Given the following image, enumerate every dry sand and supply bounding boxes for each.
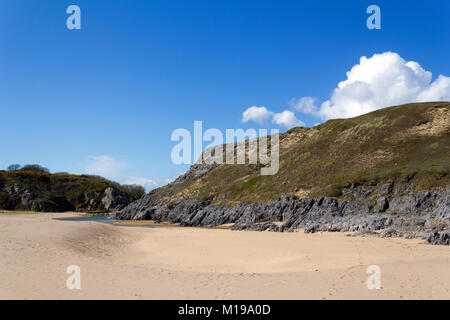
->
[0,212,449,300]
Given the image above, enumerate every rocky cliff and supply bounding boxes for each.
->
[115,102,450,245]
[0,171,143,213]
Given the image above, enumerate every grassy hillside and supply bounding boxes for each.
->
[154,102,450,204]
[0,170,144,212]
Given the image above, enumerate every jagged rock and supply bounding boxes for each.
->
[427,231,450,245]
[374,197,389,212]
[379,182,393,195]
[4,184,35,207]
[173,163,218,185]
[101,187,130,212]
[5,184,21,195]
[379,228,401,238]
[115,186,450,245]
[21,190,34,206]
[113,102,450,245]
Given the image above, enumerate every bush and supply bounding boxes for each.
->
[21,164,50,173]
[122,184,145,199]
[0,191,19,210]
[7,164,21,171]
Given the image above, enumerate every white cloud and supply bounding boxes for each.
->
[417,75,450,102]
[242,105,304,129]
[84,155,170,192]
[85,155,125,180]
[242,106,274,124]
[241,52,449,127]
[123,176,172,192]
[314,52,450,120]
[289,96,318,114]
[272,110,305,129]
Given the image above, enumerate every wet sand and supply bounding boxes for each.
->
[0,212,449,299]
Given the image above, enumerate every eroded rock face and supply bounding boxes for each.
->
[172,163,218,185]
[101,187,130,212]
[115,187,450,245]
[4,184,35,207]
[374,197,389,212]
[0,183,132,213]
[427,232,450,245]
[73,188,131,212]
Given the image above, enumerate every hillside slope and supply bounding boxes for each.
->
[116,102,450,244]
[0,171,144,212]
[141,102,449,204]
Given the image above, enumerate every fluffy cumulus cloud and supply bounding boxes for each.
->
[272,110,305,128]
[241,51,449,128]
[242,106,274,124]
[242,106,304,129]
[289,96,318,114]
[84,155,169,192]
[316,52,450,120]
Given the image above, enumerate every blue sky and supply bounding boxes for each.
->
[1,0,449,189]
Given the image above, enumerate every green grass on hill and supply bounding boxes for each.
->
[154,102,450,204]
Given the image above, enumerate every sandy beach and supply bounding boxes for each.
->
[0,212,449,300]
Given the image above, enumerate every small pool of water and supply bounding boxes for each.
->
[54,215,184,228]
[55,215,115,223]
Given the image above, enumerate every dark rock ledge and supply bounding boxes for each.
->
[115,186,450,245]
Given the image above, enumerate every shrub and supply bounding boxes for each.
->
[21,164,50,173]
[122,184,145,199]
[7,164,21,171]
